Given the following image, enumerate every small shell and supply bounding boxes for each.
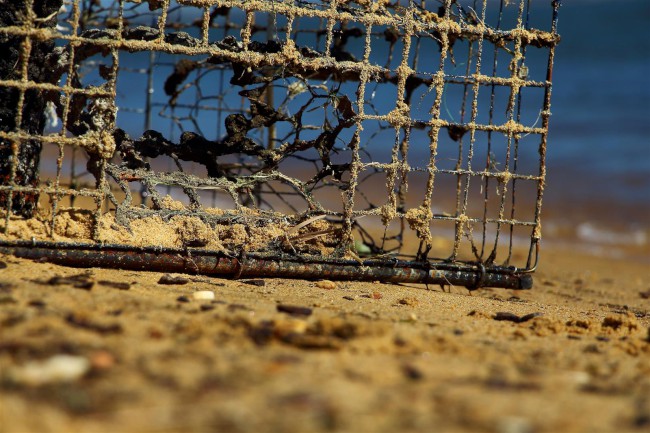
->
[193,290,215,300]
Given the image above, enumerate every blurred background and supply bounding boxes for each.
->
[541,0,649,258]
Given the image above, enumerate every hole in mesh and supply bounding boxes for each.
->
[516,86,546,128]
[328,21,366,63]
[353,170,390,212]
[368,25,406,71]
[364,81,398,116]
[358,122,403,165]
[249,12,289,43]
[292,16,328,53]
[256,180,310,215]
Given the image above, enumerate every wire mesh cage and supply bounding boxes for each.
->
[0,0,560,290]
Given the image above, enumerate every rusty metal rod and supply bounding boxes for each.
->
[0,241,532,290]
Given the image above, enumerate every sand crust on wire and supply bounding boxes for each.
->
[0,195,339,255]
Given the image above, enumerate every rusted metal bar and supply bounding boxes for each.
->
[0,241,532,290]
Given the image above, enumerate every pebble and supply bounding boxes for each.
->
[342,296,355,301]
[497,416,533,433]
[0,295,17,304]
[176,295,190,303]
[44,273,94,290]
[242,279,266,287]
[401,364,424,381]
[518,312,544,323]
[98,280,131,290]
[158,274,190,285]
[399,297,419,306]
[0,260,7,269]
[494,312,521,322]
[0,281,14,292]
[274,318,308,335]
[193,290,215,300]
[277,304,313,317]
[9,355,91,386]
[66,312,122,335]
[494,312,543,323]
[316,280,337,290]
[28,300,46,308]
[89,351,115,370]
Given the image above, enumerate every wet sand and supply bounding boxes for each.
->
[0,242,648,433]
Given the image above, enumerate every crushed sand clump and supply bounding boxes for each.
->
[0,197,340,255]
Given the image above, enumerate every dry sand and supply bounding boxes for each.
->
[0,245,648,433]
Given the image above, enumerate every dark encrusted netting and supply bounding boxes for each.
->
[0,0,560,289]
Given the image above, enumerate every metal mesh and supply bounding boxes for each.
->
[0,0,561,289]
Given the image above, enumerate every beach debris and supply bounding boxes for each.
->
[89,350,115,370]
[66,312,123,335]
[371,292,382,299]
[639,290,650,299]
[276,304,313,317]
[176,295,190,302]
[399,297,419,307]
[200,304,215,311]
[0,294,17,304]
[401,364,424,381]
[39,273,94,290]
[98,280,131,290]
[494,312,543,323]
[0,260,7,269]
[316,280,337,290]
[249,316,377,350]
[158,274,190,285]
[497,416,533,433]
[601,313,639,332]
[242,279,266,287]
[8,355,91,386]
[495,311,523,322]
[27,299,46,308]
[342,296,355,301]
[193,290,215,300]
[227,303,251,312]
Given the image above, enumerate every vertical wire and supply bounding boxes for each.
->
[480,0,505,261]
[50,0,82,236]
[504,0,532,265]
[457,0,488,261]
[2,0,36,233]
[486,0,526,263]
[527,0,560,269]
[421,0,452,260]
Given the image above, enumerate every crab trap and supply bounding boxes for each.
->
[0,0,560,290]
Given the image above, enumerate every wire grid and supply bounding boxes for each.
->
[0,0,560,271]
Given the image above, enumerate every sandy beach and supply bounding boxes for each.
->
[1,242,648,433]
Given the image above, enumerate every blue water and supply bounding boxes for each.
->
[547,0,650,218]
